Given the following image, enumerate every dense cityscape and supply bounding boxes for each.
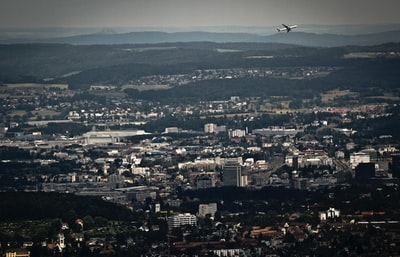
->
[0,30,400,257]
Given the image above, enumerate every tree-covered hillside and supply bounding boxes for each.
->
[1,42,400,101]
[1,42,400,86]
[125,59,400,103]
[0,192,135,222]
[0,42,298,83]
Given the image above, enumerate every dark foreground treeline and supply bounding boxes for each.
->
[0,192,135,222]
[1,184,400,223]
[179,184,400,217]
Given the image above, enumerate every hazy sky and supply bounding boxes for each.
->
[1,0,400,29]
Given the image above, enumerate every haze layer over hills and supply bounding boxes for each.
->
[2,24,400,47]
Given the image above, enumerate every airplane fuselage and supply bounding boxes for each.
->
[277,24,298,32]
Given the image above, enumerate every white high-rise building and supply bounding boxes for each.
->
[164,127,179,133]
[319,207,340,221]
[204,123,217,133]
[350,152,370,169]
[168,213,197,228]
[229,129,246,138]
[155,203,160,213]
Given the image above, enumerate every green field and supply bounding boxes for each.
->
[8,109,61,119]
[4,83,69,89]
[121,84,171,91]
[320,89,356,103]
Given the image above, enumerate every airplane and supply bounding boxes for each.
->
[276,24,298,33]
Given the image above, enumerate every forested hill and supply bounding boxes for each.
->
[1,42,400,103]
[2,30,400,47]
[1,42,400,87]
[0,42,299,83]
[125,59,400,103]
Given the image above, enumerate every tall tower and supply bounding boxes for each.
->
[355,162,375,182]
[292,154,299,170]
[391,155,400,178]
[223,158,242,187]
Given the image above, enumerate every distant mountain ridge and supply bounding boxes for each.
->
[2,29,400,47]
[261,30,400,47]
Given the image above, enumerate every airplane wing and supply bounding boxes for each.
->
[276,24,298,32]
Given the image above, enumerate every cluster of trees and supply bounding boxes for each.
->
[350,105,400,140]
[179,185,400,224]
[0,146,30,160]
[1,184,398,227]
[41,122,90,137]
[0,192,135,222]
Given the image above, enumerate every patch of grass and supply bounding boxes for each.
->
[122,84,171,91]
[33,110,61,118]
[5,83,69,89]
[320,89,354,103]
[9,110,27,117]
